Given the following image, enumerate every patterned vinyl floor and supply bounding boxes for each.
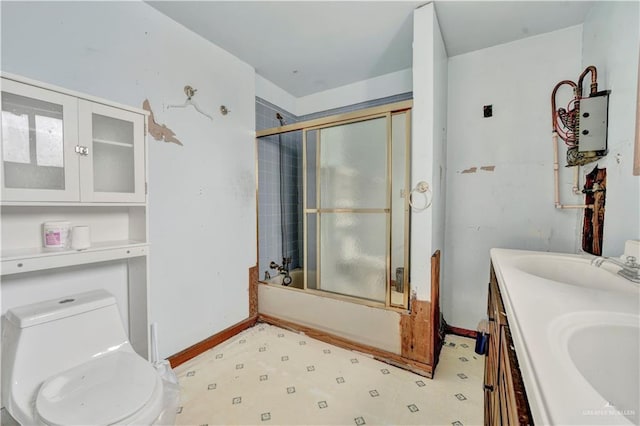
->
[174,324,484,425]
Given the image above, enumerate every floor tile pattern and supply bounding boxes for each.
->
[174,324,484,425]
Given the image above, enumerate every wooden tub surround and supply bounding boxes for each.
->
[400,251,443,372]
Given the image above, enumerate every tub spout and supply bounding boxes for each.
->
[591,256,640,283]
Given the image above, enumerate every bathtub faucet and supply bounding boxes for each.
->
[270,257,291,274]
[591,255,640,283]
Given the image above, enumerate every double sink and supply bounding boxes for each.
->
[491,249,639,425]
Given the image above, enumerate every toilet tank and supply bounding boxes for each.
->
[1,290,135,417]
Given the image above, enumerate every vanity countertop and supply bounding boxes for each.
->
[490,248,639,425]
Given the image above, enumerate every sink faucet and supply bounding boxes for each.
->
[591,256,640,283]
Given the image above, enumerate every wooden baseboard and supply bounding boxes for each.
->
[447,325,477,339]
[168,316,258,368]
[258,313,433,378]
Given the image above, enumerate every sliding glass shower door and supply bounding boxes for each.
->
[256,102,410,309]
[305,116,390,303]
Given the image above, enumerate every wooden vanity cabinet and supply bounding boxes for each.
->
[484,263,533,425]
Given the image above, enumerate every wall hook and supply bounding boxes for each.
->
[166,85,213,120]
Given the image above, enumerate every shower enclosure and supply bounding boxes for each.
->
[257,101,411,309]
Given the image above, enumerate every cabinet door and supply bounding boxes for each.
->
[1,79,80,201]
[78,100,145,202]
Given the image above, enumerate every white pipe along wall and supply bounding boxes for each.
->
[1,1,257,359]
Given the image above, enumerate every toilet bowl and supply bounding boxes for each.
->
[1,290,168,425]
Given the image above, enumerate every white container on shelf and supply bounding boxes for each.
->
[42,221,70,249]
[71,226,91,250]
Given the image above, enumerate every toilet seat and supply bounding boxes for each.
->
[35,351,162,426]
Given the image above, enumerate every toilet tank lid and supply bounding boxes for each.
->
[5,290,117,328]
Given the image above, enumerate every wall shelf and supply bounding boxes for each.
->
[1,241,148,276]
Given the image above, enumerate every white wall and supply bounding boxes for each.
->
[255,74,297,114]
[410,3,447,301]
[296,69,412,116]
[1,1,256,358]
[430,9,448,285]
[257,69,412,117]
[444,26,584,330]
[582,2,640,256]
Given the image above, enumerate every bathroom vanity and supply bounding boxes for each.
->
[484,264,532,425]
[485,249,639,425]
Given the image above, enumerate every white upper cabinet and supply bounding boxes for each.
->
[1,78,80,202]
[78,100,145,202]
[1,76,146,203]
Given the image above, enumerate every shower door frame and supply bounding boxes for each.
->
[256,100,412,311]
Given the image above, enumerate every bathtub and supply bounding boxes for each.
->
[267,269,303,289]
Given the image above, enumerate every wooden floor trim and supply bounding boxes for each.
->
[168,316,258,368]
[258,313,433,378]
[447,325,478,339]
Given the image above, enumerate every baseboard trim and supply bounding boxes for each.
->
[168,316,258,368]
[258,313,433,378]
[447,325,477,339]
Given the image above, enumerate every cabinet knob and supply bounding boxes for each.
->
[74,145,89,156]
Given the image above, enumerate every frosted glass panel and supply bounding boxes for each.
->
[93,142,135,193]
[93,114,133,146]
[1,92,65,189]
[319,213,386,302]
[319,118,387,209]
[35,115,63,167]
[2,111,29,163]
[92,114,134,193]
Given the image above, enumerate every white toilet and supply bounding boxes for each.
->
[2,290,168,425]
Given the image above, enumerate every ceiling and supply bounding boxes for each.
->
[148,1,595,98]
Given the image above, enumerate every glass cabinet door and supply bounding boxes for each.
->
[78,100,145,202]
[1,79,80,201]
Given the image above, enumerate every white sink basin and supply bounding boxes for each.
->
[550,312,640,424]
[492,249,640,425]
[514,255,637,293]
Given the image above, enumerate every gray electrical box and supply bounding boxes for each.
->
[578,94,609,152]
